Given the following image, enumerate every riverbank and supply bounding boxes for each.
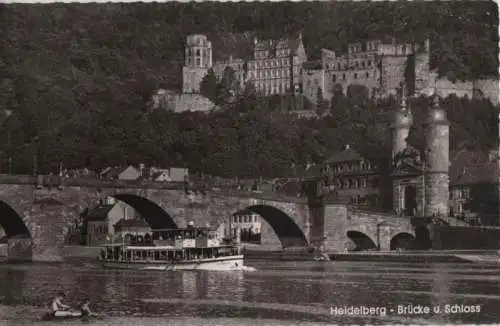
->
[1,245,498,265]
[330,250,500,264]
[244,248,499,264]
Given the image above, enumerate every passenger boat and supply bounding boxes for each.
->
[99,225,244,271]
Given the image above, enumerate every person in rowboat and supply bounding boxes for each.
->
[51,292,73,317]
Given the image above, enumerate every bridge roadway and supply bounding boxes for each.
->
[0,174,497,262]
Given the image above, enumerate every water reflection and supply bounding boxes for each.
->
[0,268,27,304]
[0,261,498,324]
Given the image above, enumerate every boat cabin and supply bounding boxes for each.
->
[101,226,240,263]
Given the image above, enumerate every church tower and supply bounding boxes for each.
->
[423,93,450,217]
[182,35,213,94]
[390,86,413,158]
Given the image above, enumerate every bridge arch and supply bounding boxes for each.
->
[242,205,308,248]
[94,193,178,230]
[390,232,416,250]
[0,200,31,238]
[347,230,377,251]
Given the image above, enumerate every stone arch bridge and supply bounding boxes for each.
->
[0,175,415,261]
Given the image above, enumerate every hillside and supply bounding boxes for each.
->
[0,2,498,177]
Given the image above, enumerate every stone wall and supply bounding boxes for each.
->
[430,225,500,249]
[380,55,408,96]
[0,183,312,260]
[302,69,325,105]
[8,237,32,262]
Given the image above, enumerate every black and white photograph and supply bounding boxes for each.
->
[0,0,499,325]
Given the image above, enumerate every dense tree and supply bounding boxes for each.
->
[199,69,218,102]
[0,2,497,177]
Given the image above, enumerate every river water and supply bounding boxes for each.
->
[0,259,498,325]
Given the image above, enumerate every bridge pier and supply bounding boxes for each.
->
[377,225,393,251]
[7,237,33,262]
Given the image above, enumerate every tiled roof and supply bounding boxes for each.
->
[325,148,363,164]
[86,204,114,221]
[114,218,150,229]
[449,150,488,182]
[102,167,125,178]
[451,162,499,186]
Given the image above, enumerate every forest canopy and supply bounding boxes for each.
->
[0,2,498,177]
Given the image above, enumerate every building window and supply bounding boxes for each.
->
[360,178,367,188]
[372,178,379,188]
[352,179,358,188]
[361,61,365,68]
[368,60,372,66]
[366,72,370,78]
[332,74,336,82]
[343,179,349,188]
[342,74,346,80]
[196,49,201,56]
[463,188,470,199]
[195,58,200,66]
[354,73,358,79]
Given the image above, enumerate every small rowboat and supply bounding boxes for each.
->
[41,312,102,321]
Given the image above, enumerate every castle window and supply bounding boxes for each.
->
[332,74,336,82]
[354,73,358,79]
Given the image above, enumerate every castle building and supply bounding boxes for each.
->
[213,55,246,92]
[301,38,430,104]
[182,34,213,94]
[246,33,307,96]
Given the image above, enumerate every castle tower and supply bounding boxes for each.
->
[423,93,450,217]
[182,35,212,94]
[390,85,413,158]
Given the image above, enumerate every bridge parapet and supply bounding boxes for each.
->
[211,189,307,204]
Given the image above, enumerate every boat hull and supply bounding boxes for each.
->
[102,255,244,271]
